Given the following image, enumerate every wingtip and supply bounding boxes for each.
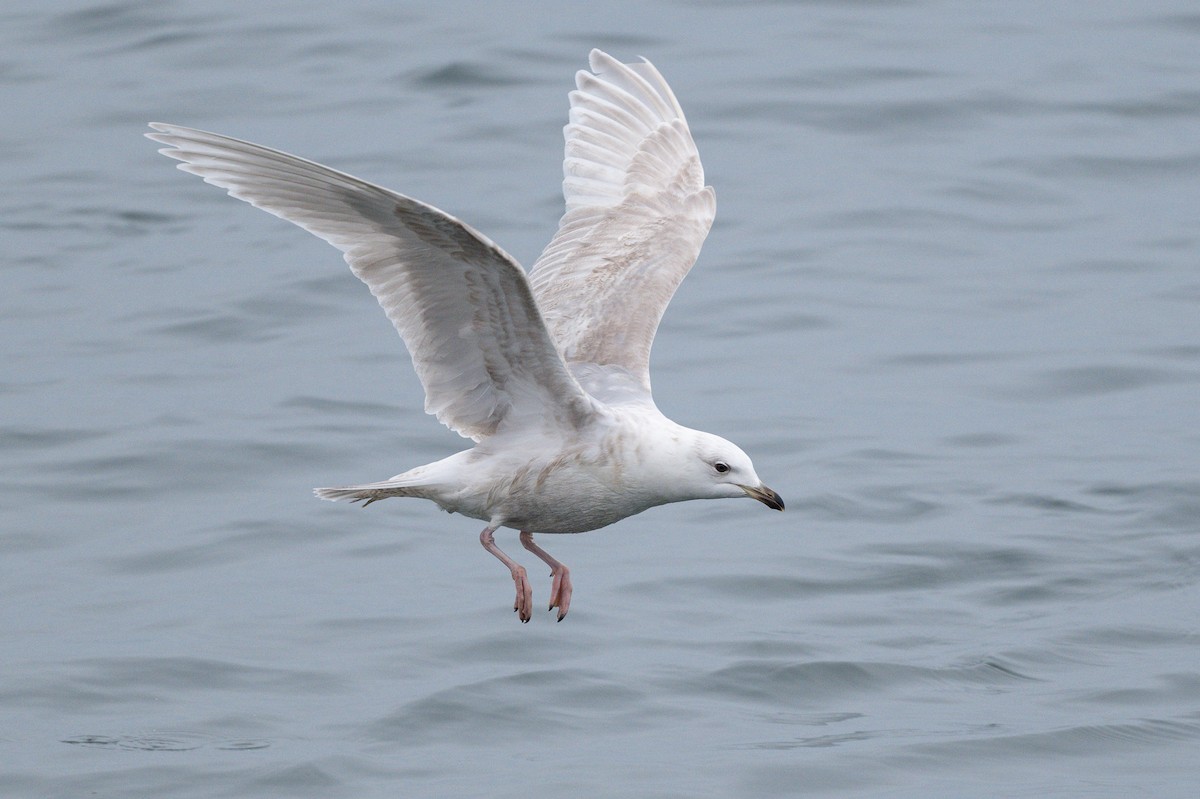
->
[588,48,618,73]
[587,49,657,73]
[145,122,182,147]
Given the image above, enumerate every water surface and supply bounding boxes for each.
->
[2,1,1199,796]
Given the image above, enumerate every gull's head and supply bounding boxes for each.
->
[677,429,784,511]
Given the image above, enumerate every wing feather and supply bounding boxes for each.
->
[530,50,715,397]
[147,123,594,440]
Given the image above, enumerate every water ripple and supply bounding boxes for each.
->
[994,365,1188,400]
[905,715,1200,760]
[366,668,649,744]
[62,731,271,751]
[684,658,1036,706]
[412,61,524,88]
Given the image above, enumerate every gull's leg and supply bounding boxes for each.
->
[480,526,532,623]
[520,531,573,621]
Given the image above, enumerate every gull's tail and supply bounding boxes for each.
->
[314,479,423,506]
[316,453,465,506]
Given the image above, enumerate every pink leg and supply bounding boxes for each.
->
[480,526,532,623]
[520,531,573,621]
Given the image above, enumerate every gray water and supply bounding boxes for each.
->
[3,1,1199,796]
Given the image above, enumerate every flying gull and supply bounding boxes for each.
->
[146,49,782,622]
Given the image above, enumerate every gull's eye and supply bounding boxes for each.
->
[714,461,730,474]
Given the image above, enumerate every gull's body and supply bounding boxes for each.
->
[147,50,782,622]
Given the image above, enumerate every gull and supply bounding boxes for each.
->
[146,49,782,623]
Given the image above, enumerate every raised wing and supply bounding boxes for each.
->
[530,49,716,397]
[147,123,594,441]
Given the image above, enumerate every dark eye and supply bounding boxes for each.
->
[714,461,730,474]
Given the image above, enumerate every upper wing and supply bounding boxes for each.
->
[529,49,716,397]
[147,123,594,441]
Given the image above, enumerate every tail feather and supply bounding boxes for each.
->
[313,480,421,506]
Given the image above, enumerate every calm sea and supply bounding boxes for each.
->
[3,1,1199,796]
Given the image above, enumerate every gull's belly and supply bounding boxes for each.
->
[498,485,650,533]
[481,450,655,534]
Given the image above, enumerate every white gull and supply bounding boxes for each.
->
[146,49,783,622]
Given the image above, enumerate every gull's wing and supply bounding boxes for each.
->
[147,123,594,441]
[529,49,716,398]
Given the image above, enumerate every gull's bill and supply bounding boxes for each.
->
[741,484,785,511]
